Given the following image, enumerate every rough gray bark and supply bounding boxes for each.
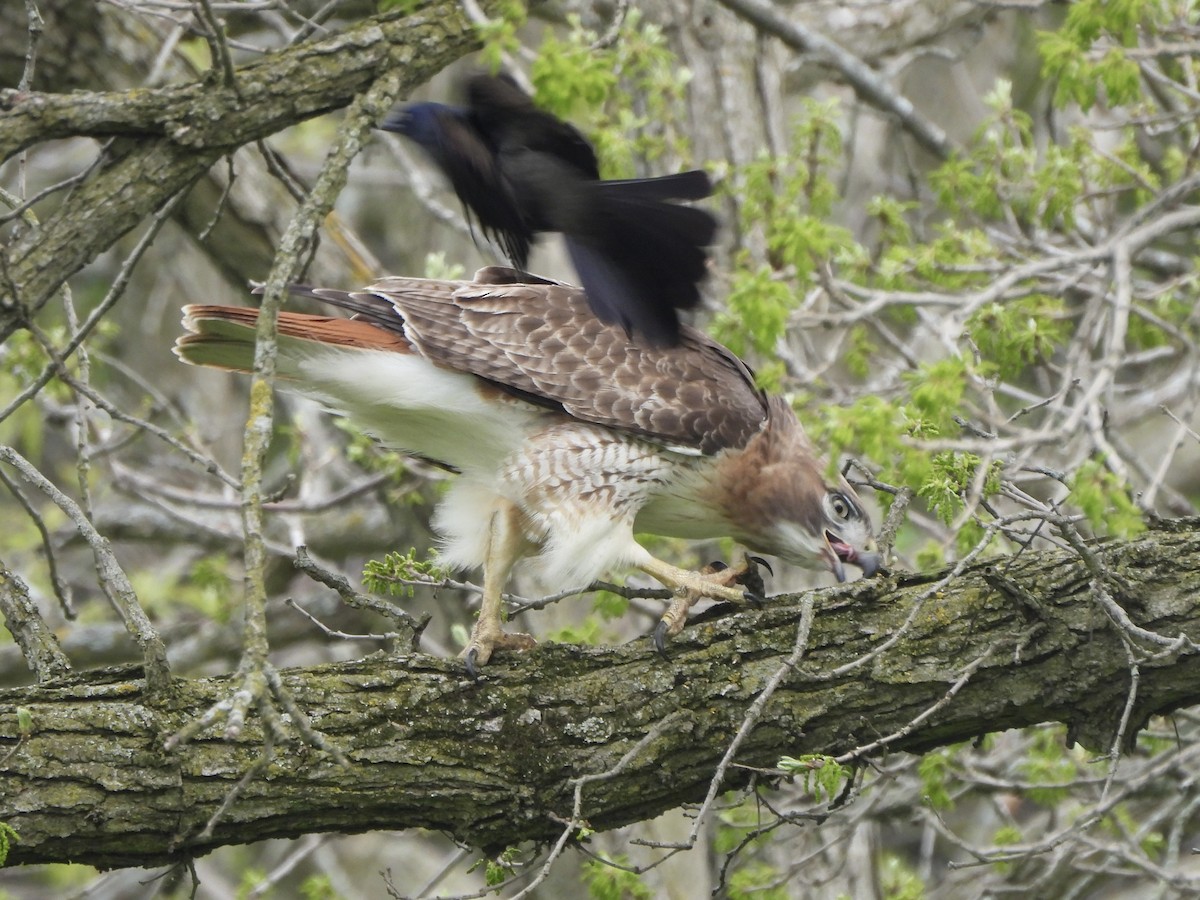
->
[2,520,1198,869]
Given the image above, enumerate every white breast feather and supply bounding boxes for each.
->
[634,453,731,540]
[294,348,541,474]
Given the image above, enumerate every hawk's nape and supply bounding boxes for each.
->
[175,268,879,674]
[379,73,718,346]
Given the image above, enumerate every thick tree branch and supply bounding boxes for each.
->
[2,521,1199,868]
[0,1,493,338]
[0,6,476,161]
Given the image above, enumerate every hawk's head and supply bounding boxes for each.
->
[768,474,880,582]
[716,397,881,582]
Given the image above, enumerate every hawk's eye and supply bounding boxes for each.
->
[827,491,853,520]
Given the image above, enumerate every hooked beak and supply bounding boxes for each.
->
[824,532,882,582]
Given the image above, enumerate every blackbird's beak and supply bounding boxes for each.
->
[380,108,413,134]
[825,532,882,581]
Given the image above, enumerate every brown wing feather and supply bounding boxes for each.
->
[354,271,768,454]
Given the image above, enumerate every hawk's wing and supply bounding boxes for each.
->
[309,268,767,455]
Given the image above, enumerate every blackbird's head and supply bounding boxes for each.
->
[380,102,461,151]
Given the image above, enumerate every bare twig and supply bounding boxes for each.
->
[716,0,954,159]
[192,0,241,95]
[291,546,429,648]
[0,555,71,681]
[0,445,169,691]
[0,465,74,619]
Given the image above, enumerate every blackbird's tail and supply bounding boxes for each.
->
[565,176,719,346]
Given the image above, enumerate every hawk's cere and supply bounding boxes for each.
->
[380,74,718,346]
[175,267,879,672]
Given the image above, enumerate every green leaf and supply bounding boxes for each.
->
[483,846,522,886]
[727,862,790,900]
[473,0,526,71]
[777,754,852,803]
[716,263,795,358]
[1020,726,1078,806]
[1068,459,1146,538]
[968,297,1070,378]
[905,357,969,432]
[529,9,695,177]
[581,855,653,900]
[0,822,18,867]
[363,549,449,598]
[592,590,629,620]
[919,749,957,810]
[879,853,927,900]
[300,874,341,900]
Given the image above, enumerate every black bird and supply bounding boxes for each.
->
[380,73,718,346]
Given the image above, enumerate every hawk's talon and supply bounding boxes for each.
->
[747,556,774,576]
[653,620,671,658]
[464,648,482,681]
[730,554,772,598]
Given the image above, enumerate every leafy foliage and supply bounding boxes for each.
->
[711,0,1199,568]
[967,296,1069,377]
[363,549,449,598]
[1019,726,1080,807]
[470,846,522,886]
[0,823,17,867]
[715,102,859,374]
[473,0,526,71]
[531,9,696,176]
[918,748,956,811]
[777,754,852,803]
[879,854,926,900]
[235,867,268,900]
[581,855,653,900]
[135,553,237,624]
[1039,0,1158,109]
[1070,459,1146,538]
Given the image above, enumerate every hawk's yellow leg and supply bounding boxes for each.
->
[462,501,536,677]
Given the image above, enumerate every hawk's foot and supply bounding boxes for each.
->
[461,626,536,679]
[704,555,773,604]
[646,554,771,655]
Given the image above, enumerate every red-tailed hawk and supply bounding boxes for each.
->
[175,267,879,673]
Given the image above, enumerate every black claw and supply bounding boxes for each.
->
[737,565,767,598]
[653,620,671,658]
[705,560,729,572]
[744,590,765,609]
[747,555,774,577]
[464,648,481,681]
